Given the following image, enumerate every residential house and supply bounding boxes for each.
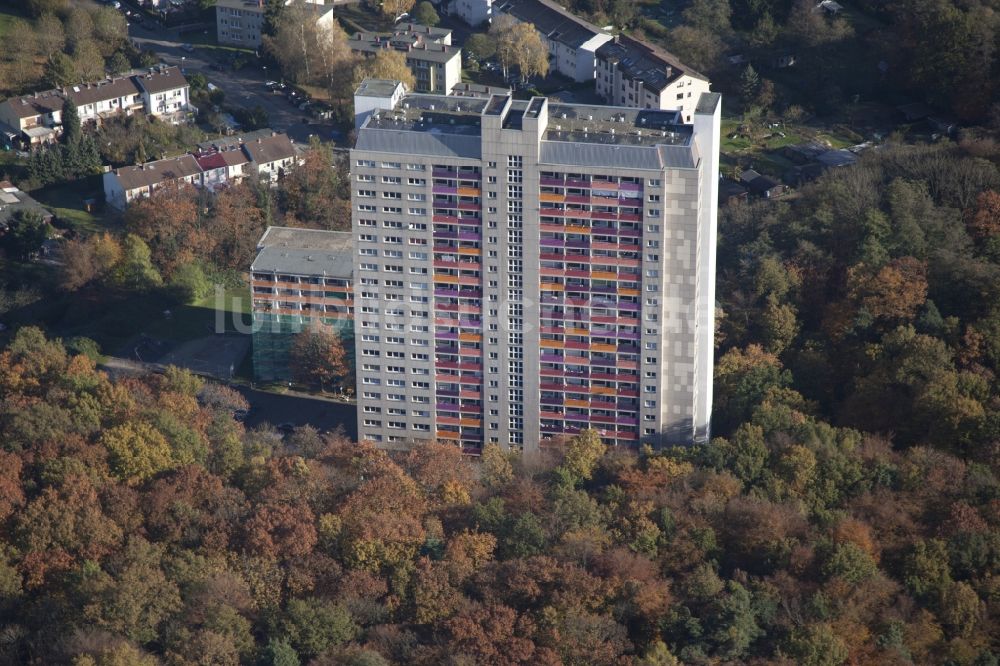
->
[595,34,711,121]
[0,92,65,147]
[195,147,250,190]
[66,76,146,126]
[134,66,192,121]
[493,0,613,82]
[241,132,298,184]
[741,169,784,198]
[103,154,203,210]
[0,66,193,149]
[348,24,462,94]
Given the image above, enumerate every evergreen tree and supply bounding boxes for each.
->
[61,98,81,146]
[740,64,760,112]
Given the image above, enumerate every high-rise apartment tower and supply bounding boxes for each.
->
[350,83,720,452]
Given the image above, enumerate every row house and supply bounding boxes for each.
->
[103,131,298,209]
[0,66,193,149]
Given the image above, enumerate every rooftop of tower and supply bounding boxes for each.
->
[361,93,694,149]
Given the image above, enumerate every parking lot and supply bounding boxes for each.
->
[127,21,334,139]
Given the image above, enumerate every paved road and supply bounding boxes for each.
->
[128,22,331,142]
[235,386,358,438]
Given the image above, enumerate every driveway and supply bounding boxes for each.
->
[128,22,321,136]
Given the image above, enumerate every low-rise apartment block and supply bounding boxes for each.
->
[103,131,298,209]
[216,0,336,49]
[596,34,711,120]
[350,81,720,451]
[493,0,612,82]
[250,226,355,382]
[0,66,193,148]
[348,24,462,94]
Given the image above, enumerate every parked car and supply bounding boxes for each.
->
[210,62,226,71]
[181,43,195,53]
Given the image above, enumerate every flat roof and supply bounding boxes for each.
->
[252,226,354,279]
[363,92,691,148]
[356,79,404,98]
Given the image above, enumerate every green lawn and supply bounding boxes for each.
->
[31,176,116,235]
[143,286,252,343]
[0,4,26,39]
[6,281,252,357]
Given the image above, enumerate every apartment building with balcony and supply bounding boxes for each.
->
[350,82,720,452]
[596,34,711,121]
[217,0,335,49]
[348,24,462,95]
[250,226,355,381]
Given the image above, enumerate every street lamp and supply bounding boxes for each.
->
[181,56,185,74]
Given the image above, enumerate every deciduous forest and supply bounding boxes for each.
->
[0,140,999,665]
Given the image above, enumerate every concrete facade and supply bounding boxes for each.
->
[350,84,721,452]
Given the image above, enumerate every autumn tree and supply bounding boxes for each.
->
[491,16,549,79]
[280,139,351,231]
[353,50,416,91]
[846,256,928,323]
[289,322,352,392]
[60,234,124,291]
[125,186,204,277]
[381,0,416,20]
[264,4,354,94]
[966,189,1000,239]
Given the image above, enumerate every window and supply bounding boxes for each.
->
[382,175,401,184]
[381,161,402,169]
[647,209,660,217]
[357,189,375,198]
[383,191,402,199]
[356,174,374,182]
[363,391,380,399]
[356,159,375,168]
